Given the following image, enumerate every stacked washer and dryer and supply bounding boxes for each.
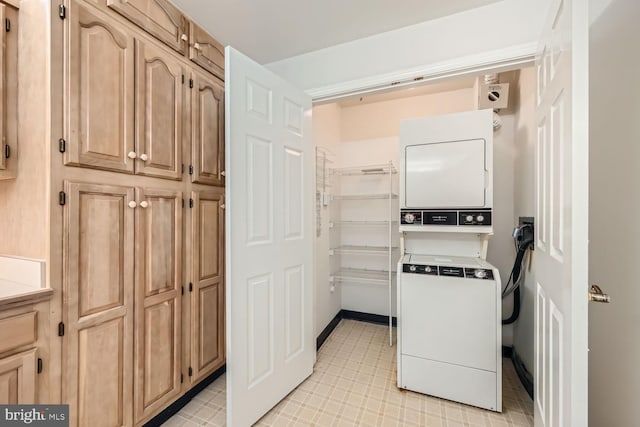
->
[396,109,502,412]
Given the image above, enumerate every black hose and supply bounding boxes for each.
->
[502,284,521,325]
[502,243,529,325]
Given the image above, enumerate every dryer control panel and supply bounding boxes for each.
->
[402,263,494,280]
[401,209,492,226]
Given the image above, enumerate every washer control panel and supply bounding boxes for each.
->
[401,209,492,226]
[402,264,495,280]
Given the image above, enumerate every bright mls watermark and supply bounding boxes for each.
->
[1,405,68,426]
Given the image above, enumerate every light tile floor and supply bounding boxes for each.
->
[163,320,533,426]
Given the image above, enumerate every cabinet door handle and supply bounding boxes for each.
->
[128,201,137,209]
[193,42,202,51]
[127,151,137,159]
[220,204,225,209]
[139,201,149,209]
[220,171,226,177]
[181,33,188,42]
[139,153,148,161]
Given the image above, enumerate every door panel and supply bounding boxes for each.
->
[191,72,224,186]
[64,182,135,427]
[135,40,184,180]
[107,0,188,55]
[134,188,182,422]
[189,23,224,80]
[226,47,314,427]
[0,349,37,404]
[65,0,135,173]
[534,0,589,426]
[191,190,224,382]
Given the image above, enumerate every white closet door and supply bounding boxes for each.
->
[225,47,314,427]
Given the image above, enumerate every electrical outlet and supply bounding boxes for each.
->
[518,216,535,251]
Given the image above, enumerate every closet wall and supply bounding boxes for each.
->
[314,74,533,347]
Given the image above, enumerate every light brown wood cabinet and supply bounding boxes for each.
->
[0,1,18,180]
[136,40,184,180]
[0,349,37,404]
[106,0,189,55]
[191,72,225,187]
[190,189,225,383]
[134,187,183,421]
[189,22,224,81]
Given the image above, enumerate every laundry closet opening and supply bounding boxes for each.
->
[312,67,537,415]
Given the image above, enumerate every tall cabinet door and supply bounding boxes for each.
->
[191,72,224,186]
[134,187,182,422]
[64,0,135,174]
[190,189,225,383]
[107,0,189,55]
[63,182,135,427]
[135,40,184,180]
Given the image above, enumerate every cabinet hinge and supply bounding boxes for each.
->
[189,282,193,292]
[58,322,65,337]
[181,163,185,174]
[59,191,66,206]
[5,18,10,32]
[188,367,193,377]
[4,144,9,159]
[59,138,66,153]
[182,198,185,208]
[59,4,66,20]
[189,79,193,89]
[182,74,185,85]
[188,164,193,175]
[180,373,184,383]
[37,358,43,374]
[189,198,193,208]
[181,285,184,295]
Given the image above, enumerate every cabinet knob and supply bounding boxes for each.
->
[139,153,148,161]
[128,201,137,209]
[221,171,226,177]
[139,201,149,209]
[127,151,137,159]
[181,33,188,42]
[193,42,202,51]
[220,204,225,209]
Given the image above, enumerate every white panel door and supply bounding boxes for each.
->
[225,47,314,427]
[534,0,588,426]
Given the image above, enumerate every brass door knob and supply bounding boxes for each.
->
[589,285,610,303]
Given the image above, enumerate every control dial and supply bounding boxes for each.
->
[477,215,485,222]
[424,266,432,274]
[465,215,474,223]
[474,269,488,279]
[404,213,416,224]
[409,265,417,272]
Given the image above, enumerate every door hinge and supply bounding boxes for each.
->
[58,322,65,337]
[4,144,9,159]
[59,191,66,206]
[180,373,184,383]
[5,18,10,32]
[58,4,66,20]
[189,282,193,292]
[189,79,193,89]
[188,164,193,175]
[37,358,43,374]
[189,198,193,208]
[59,138,66,153]
[188,367,193,377]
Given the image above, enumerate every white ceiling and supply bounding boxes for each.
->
[171,0,502,64]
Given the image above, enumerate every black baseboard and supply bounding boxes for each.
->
[502,345,513,358]
[342,309,397,327]
[511,348,534,400]
[143,364,226,427]
[317,311,343,350]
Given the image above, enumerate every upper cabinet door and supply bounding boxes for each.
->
[65,0,135,174]
[135,40,184,180]
[189,23,224,80]
[0,2,17,179]
[106,0,188,55]
[191,72,224,186]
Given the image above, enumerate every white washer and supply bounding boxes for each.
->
[397,254,502,412]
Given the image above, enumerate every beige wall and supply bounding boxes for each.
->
[588,0,640,425]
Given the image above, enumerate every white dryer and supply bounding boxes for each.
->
[397,254,502,412]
